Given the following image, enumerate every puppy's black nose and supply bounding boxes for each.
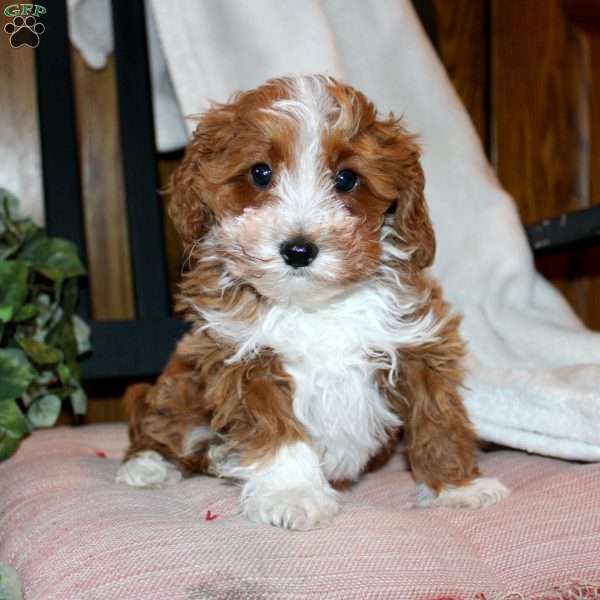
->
[280,239,319,268]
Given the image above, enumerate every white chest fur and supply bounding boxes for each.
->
[285,330,401,481]
[262,288,404,480]
[207,281,441,481]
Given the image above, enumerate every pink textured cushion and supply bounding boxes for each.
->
[1,424,599,600]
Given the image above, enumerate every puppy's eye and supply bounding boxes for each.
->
[334,169,358,193]
[250,163,272,187]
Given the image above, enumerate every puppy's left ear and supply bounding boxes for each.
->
[376,119,436,269]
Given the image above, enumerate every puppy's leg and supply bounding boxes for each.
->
[401,321,509,509]
[209,371,338,530]
[218,441,339,530]
[117,363,214,488]
[116,449,183,488]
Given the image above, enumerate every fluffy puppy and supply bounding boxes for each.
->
[117,75,509,529]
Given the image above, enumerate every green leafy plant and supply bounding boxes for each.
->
[0,189,90,460]
[0,561,23,600]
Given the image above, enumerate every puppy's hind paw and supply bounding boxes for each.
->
[116,450,182,488]
[415,477,510,509]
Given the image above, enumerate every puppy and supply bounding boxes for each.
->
[117,75,509,529]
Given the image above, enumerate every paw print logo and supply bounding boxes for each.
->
[4,15,45,48]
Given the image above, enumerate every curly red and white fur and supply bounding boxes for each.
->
[116,75,509,529]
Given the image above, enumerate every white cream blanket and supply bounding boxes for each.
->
[68,0,600,461]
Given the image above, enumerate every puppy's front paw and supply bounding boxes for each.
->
[415,477,510,509]
[116,450,182,488]
[243,485,339,530]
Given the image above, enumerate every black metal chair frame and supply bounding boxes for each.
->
[36,0,186,382]
[34,0,600,385]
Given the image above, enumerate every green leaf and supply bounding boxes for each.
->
[33,294,53,329]
[21,237,85,281]
[0,261,28,323]
[62,278,79,318]
[36,294,51,308]
[0,242,20,262]
[72,315,91,355]
[53,278,63,305]
[0,430,21,460]
[13,303,37,322]
[0,560,24,600]
[0,399,29,438]
[48,306,64,330]
[48,319,77,363]
[57,363,70,385]
[35,370,56,385]
[68,361,81,383]
[20,390,32,408]
[0,191,31,262]
[17,337,62,365]
[70,387,87,416]
[0,349,35,402]
[15,219,41,243]
[0,189,20,229]
[27,394,61,428]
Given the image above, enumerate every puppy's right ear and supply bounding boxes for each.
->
[168,103,236,244]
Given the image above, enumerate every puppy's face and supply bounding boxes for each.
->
[170,75,434,306]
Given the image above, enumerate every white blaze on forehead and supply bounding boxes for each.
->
[266,76,343,231]
[270,76,339,145]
